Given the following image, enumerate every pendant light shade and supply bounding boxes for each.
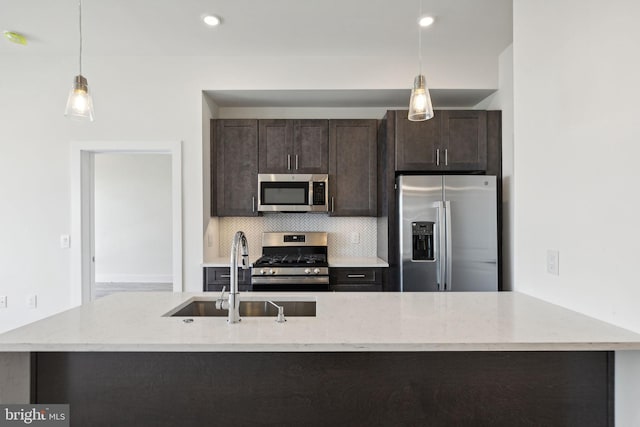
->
[408,0,433,122]
[65,75,94,120]
[65,0,94,121]
[408,75,433,121]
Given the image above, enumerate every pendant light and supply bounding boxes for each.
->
[65,0,94,121]
[408,1,434,122]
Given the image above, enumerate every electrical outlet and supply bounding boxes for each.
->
[0,296,7,309]
[27,294,37,309]
[207,233,214,247]
[350,232,360,244]
[547,250,559,275]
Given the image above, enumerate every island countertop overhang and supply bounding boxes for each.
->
[1,291,640,352]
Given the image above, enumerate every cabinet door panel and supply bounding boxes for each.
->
[395,110,442,171]
[442,111,487,171]
[212,119,258,216]
[293,119,328,173]
[258,120,292,173]
[329,120,377,216]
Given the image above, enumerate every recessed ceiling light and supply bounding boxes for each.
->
[203,15,221,26]
[418,16,435,27]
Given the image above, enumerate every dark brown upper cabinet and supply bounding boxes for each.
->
[395,110,487,172]
[395,111,442,171]
[211,119,259,217]
[258,120,291,173]
[328,119,377,216]
[258,119,328,173]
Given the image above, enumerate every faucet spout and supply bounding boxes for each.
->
[228,231,249,324]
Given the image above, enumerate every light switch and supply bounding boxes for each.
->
[27,294,37,309]
[350,232,360,244]
[60,234,71,249]
[547,250,559,275]
[0,296,6,309]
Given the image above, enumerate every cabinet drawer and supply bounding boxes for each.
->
[204,267,251,286]
[331,283,382,292]
[331,268,382,284]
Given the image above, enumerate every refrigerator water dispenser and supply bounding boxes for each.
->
[412,222,434,261]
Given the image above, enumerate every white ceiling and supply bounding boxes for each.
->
[1,0,512,107]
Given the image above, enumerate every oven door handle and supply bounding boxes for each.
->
[251,276,330,285]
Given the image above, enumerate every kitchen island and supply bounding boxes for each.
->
[2,291,640,426]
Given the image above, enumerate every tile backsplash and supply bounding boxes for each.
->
[217,215,377,260]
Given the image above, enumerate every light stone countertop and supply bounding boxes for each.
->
[1,291,640,352]
[202,257,232,267]
[202,256,388,268]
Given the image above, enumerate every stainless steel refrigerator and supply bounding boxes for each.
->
[398,175,498,292]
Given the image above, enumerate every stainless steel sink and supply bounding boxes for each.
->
[166,299,316,317]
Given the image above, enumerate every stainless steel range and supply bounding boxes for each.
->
[252,232,329,291]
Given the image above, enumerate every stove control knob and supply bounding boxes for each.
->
[313,268,320,275]
[260,269,267,275]
[304,268,311,274]
[270,269,276,275]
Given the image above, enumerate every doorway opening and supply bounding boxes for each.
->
[70,141,182,305]
[93,152,173,298]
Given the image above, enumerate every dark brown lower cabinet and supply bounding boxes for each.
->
[330,267,384,292]
[34,351,614,427]
[203,267,251,292]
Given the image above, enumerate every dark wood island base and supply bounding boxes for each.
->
[34,351,613,427]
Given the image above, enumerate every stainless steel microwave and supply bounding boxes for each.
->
[257,174,329,212]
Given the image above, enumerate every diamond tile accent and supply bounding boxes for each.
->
[218,215,377,261]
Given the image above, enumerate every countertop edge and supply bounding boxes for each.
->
[3,342,640,352]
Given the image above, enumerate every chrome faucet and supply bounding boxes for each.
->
[227,231,249,323]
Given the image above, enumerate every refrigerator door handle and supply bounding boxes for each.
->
[436,201,446,291]
[445,200,453,291]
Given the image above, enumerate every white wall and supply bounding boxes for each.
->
[513,1,640,425]
[216,107,390,120]
[94,153,172,283]
[476,45,514,290]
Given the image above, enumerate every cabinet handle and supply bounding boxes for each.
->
[436,148,440,166]
[220,274,231,278]
[347,274,366,278]
[331,197,335,212]
[445,149,448,166]
[287,154,291,170]
[252,196,256,212]
[295,155,299,170]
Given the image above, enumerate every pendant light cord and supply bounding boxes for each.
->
[418,0,423,75]
[78,0,83,75]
